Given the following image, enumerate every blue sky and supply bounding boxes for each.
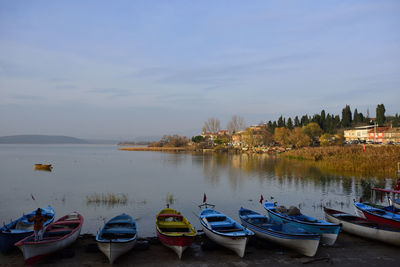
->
[1,1,399,140]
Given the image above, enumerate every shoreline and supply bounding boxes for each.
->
[2,232,400,266]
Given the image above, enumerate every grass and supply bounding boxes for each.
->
[86,193,128,206]
[119,147,192,152]
[282,145,400,178]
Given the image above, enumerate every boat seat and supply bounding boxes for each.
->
[160,227,191,233]
[158,214,183,218]
[102,228,136,234]
[209,221,235,229]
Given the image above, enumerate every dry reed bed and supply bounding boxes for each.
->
[119,147,192,152]
[283,145,400,178]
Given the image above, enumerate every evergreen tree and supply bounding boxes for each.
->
[278,115,284,127]
[301,115,309,126]
[272,121,278,129]
[294,116,300,127]
[287,117,293,130]
[353,108,359,124]
[320,110,326,131]
[267,121,273,128]
[393,113,400,127]
[376,104,386,125]
[341,105,352,127]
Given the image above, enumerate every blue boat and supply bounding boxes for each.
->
[0,206,55,253]
[264,202,341,245]
[238,208,320,256]
[96,214,137,264]
[199,208,254,258]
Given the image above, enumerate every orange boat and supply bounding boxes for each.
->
[34,164,52,171]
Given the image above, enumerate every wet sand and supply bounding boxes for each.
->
[1,232,399,266]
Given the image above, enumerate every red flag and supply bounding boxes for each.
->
[31,194,35,201]
[203,193,207,203]
[259,194,264,204]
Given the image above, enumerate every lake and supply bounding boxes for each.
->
[0,144,392,237]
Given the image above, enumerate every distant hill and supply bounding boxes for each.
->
[0,135,89,144]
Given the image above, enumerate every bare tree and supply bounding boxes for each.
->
[227,115,246,134]
[203,117,221,133]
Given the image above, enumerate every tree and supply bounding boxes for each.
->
[274,127,291,146]
[353,108,359,124]
[320,110,326,131]
[294,116,300,127]
[393,113,400,127]
[203,117,221,133]
[259,124,274,145]
[300,115,309,126]
[341,105,352,127]
[278,115,285,127]
[376,104,386,125]
[287,118,293,130]
[227,115,246,134]
[289,127,311,148]
[302,122,323,139]
[191,135,204,143]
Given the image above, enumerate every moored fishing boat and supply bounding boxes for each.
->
[324,207,400,245]
[354,201,400,227]
[34,164,52,171]
[0,206,55,253]
[156,207,196,259]
[264,202,341,245]
[239,207,320,257]
[199,207,254,258]
[15,212,83,265]
[96,214,137,264]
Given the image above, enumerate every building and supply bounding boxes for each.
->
[343,125,373,141]
[344,125,400,143]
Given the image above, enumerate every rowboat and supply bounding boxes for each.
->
[354,201,400,227]
[264,202,341,245]
[238,208,320,257]
[0,206,55,253]
[199,208,254,258]
[15,212,83,265]
[156,208,196,259]
[324,207,400,246]
[34,164,52,171]
[0,207,55,254]
[96,214,137,264]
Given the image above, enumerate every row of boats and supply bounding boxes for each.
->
[2,199,400,264]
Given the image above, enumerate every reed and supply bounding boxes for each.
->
[86,193,128,205]
[283,145,400,178]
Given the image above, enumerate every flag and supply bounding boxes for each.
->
[203,193,207,203]
[259,194,264,204]
[363,145,365,151]
[31,194,35,201]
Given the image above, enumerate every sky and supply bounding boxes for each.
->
[0,1,399,140]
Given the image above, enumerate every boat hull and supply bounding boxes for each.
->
[0,232,31,253]
[18,226,81,265]
[325,207,400,246]
[200,222,250,258]
[264,202,340,245]
[157,230,193,259]
[240,219,319,257]
[97,239,136,264]
[354,202,400,227]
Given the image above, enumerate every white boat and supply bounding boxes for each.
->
[324,207,400,246]
[239,207,320,257]
[96,214,137,264]
[199,208,254,258]
[15,212,83,265]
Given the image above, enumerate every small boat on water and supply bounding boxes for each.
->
[15,212,83,265]
[156,208,196,259]
[324,207,400,246]
[354,201,400,227]
[96,214,137,264]
[34,164,52,171]
[199,207,254,258]
[0,206,55,253]
[264,202,341,245]
[238,208,320,257]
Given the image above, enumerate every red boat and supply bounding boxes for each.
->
[354,202,400,227]
[155,208,196,259]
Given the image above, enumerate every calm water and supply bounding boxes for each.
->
[0,144,392,237]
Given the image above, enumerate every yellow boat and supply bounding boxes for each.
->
[155,208,196,259]
[34,164,52,171]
